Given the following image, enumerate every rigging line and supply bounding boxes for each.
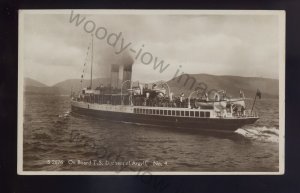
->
[80,41,92,89]
[90,34,94,89]
[82,41,92,70]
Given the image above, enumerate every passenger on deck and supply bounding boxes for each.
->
[241,106,245,116]
[204,93,209,101]
[180,93,184,108]
[237,105,242,116]
[214,93,219,101]
[239,90,245,98]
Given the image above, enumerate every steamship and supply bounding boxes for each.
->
[71,35,259,132]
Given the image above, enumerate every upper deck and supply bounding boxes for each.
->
[71,99,258,120]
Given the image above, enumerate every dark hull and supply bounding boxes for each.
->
[71,105,259,132]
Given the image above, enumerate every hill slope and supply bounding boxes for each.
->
[167,74,279,98]
[24,78,60,95]
[24,75,279,98]
[52,78,111,94]
[24,78,48,87]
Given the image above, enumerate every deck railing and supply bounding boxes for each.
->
[232,110,258,118]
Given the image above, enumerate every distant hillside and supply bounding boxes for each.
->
[24,86,61,95]
[24,75,279,98]
[52,78,111,94]
[24,78,48,87]
[24,78,59,95]
[167,74,279,98]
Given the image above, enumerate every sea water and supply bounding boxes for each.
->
[23,94,280,172]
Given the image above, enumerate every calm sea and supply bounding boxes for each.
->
[23,94,280,172]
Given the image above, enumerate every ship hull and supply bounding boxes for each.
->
[71,101,258,132]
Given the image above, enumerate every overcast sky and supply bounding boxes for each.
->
[22,11,281,86]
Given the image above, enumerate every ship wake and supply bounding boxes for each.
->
[58,111,71,119]
[235,126,279,143]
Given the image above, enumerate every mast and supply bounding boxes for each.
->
[90,34,93,89]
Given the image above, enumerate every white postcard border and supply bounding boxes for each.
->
[17,9,286,175]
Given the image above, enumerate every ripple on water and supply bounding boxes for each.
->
[23,95,280,172]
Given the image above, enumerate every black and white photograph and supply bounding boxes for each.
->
[18,10,285,174]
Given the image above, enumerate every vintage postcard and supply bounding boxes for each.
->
[18,10,285,175]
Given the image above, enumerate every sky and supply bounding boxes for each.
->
[21,11,281,86]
